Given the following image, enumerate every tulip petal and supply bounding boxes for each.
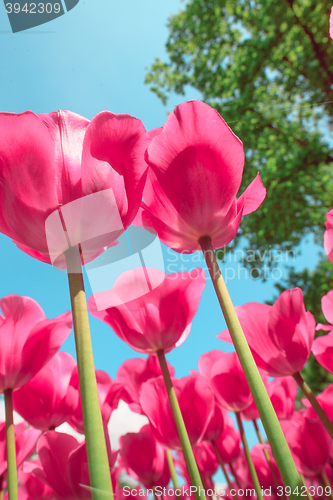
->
[312,332,333,374]
[324,209,333,264]
[321,290,333,326]
[81,111,149,229]
[237,173,266,216]
[146,101,245,226]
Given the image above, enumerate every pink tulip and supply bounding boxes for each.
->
[18,461,54,500]
[135,100,266,253]
[198,350,226,379]
[218,288,316,377]
[0,422,41,481]
[88,267,206,354]
[140,372,214,450]
[33,431,91,500]
[330,6,333,39]
[240,398,260,422]
[0,110,148,266]
[316,290,333,333]
[192,442,219,481]
[325,210,333,264]
[251,444,281,491]
[202,403,225,442]
[227,450,253,489]
[283,411,332,476]
[214,417,241,464]
[199,350,265,420]
[68,368,122,434]
[240,373,269,421]
[0,294,72,392]
[210,352,253,412]
[312,333,333,375]
[116,355,175,414]
[177,442,218,491]
[302,384,333,422]
[119,424,170,488]
[34,430,117,500]
[312,290,333,373]
[267,377,298,420]
[12,352,78,431]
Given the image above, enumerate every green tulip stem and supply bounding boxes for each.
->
[212,442,235,493]
[166,450,180,491]
[4,389,17,500]
[293,372,333,439]
[65,247,113,500]
[236,413,263,500]
[156,349,206,500]
[199,236,301,499]
[253,420,284,493]
[300,474,313,500]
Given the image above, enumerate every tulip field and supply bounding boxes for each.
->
[0,3,332,500]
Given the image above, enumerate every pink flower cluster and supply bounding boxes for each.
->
[0,272,333,498]
[0,36,333,494]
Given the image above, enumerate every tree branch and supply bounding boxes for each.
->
[285,0,333,90]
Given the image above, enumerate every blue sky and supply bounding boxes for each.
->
[0,0,326,479]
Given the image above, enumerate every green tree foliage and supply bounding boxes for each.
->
[146,0,333,254]
[146,0,333,391]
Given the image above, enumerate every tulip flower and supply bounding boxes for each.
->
[251,444,282,492]
[116,355,175,414]
[88,267,206,354]
[315,290,333,333]
[136,99,301,496]
[140,373,214,450]
[33,430,117,500]
[137,100,265,253]
[324,209,333,264]
[18,461,54,500]
[0,421,41,484]
[209,352,263,500]
[218,290,333,441]
[211,417,241,465]
[0,294,71,498]
[218,288,316,378]
[0,108,149,498]
[227,450,253,490]
[12,352,78,431]
[210,351,253,413]
[302,384,333,422]
[119,425,170,488]
[313,290,333,373]
[267,377,298,420]
[283,412,332,477]
[68,368,122,434]
[177,442,218,492]
[330,6,333,39]
[89,266,207,500]
[198,350,226,379]
[192,442,219,491]
[0,110,148,266]
[312,333,333,375]
[202,403,225,442]
[33,431,91,500]
[0,295,72,392]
